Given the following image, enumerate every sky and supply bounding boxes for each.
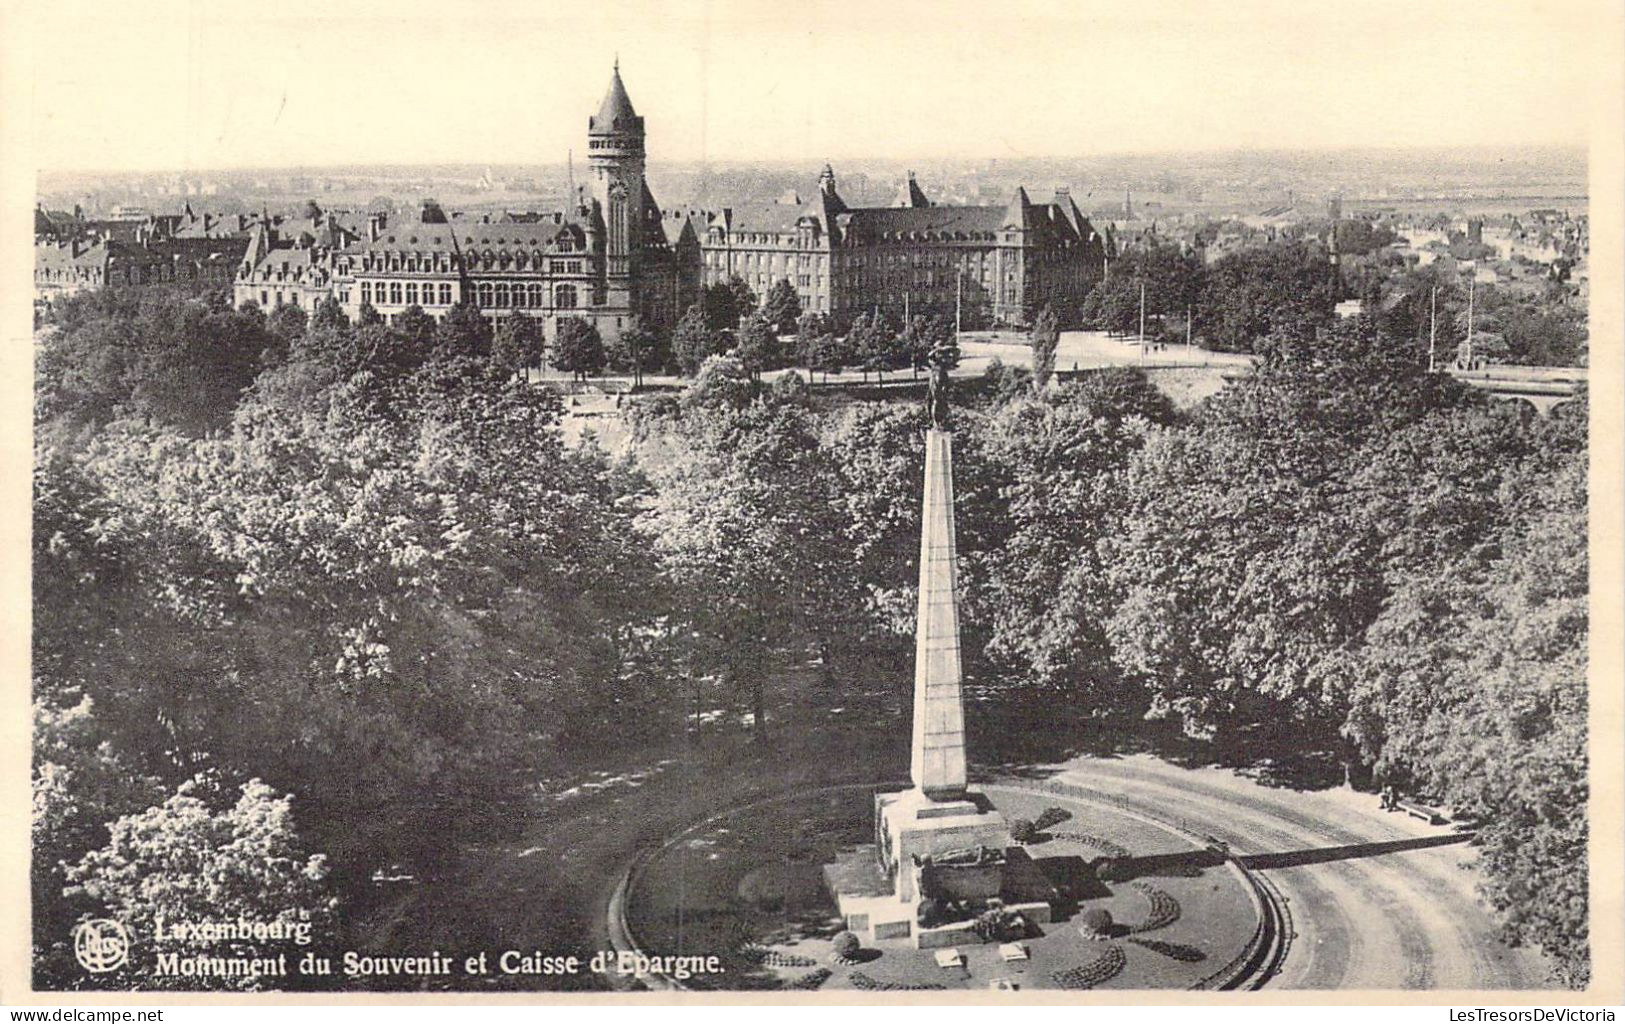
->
[16,0,1604,173]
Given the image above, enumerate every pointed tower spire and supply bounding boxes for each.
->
[894,171,930,208]
[592,61,639,131]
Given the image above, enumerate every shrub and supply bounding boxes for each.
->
[784,967,832,990]
[1034,806,1072,831]
[1081,907,1114,938]
[830,930,861,960]
[1009,818,1039,844]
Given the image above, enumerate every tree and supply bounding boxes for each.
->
[899,315,951,380]
[847,311,900,382]
[1029,305,1060,389]
[734,312,781,380]
[1200,241,1340,352]
[554,317,605,381]
[807,328,851,384]
[267,303,308,347]
[1344,442,1587,984]
[433,301,492,361]
[761,279,801,335]
[639,383,858,744]
[607,318,662,387]
[1082,275,1142,335]
[395,304,437,357]
[726,274,758,324]
[311,295,349,332]
[672,303,719,376]
[35,291,276,438]
[493,313,545,378]
[701,275,757,333]
[67,778,337,991]
[794,312,833,368]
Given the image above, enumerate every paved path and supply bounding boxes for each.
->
[1047,754,1551,989]
[377,716,1554,991]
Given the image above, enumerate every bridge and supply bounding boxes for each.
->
[1444,365,1586,412]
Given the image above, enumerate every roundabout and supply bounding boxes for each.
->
[616,779,1282,991]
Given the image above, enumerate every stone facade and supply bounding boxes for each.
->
[36,235,247,304]
[251,65,702,345]
[701,167,1108,328]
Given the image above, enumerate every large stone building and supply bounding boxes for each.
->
[35,233,247,304]
[699,166,1109,328]
[272,64,702,344]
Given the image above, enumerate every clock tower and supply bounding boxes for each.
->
[588,60,645,318]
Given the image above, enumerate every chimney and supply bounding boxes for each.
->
[368,213,385,242]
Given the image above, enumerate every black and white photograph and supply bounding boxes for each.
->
[5,0,1621,1006]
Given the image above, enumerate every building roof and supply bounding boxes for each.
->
[709,200,829,237]
[354,215,592,255]
[839,204,1011,241]
[660,212,701,248]
[590,64,641,134]
[35,240,108,272]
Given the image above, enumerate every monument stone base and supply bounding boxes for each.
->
[823,785,1057,948]
[875,787,1012,902]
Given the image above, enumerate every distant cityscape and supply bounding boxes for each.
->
[34,65,1588,356]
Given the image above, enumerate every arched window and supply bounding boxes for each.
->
[478,282,494,306]
[389,282,402,304]
[512,284,528,308]
[495,283,510,307]
[555,284,577,309]
[439,283,453,305]
[405,283,418,305]
[529,283,545,306]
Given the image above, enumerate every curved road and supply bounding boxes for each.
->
[1045,754,1551,989]
[386,727,1554,992]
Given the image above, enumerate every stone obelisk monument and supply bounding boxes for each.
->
[872,359,1015,914]
[910,426,969,800]
[825,359,1054,945]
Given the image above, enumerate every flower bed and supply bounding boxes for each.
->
[1051,945,1127,989]
[1129,881,1182,933]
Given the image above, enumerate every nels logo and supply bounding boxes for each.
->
[72,918,129,974]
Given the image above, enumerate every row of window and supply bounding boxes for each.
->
[349,248,580,275]
[361,281,456,307]
[355,279,598,310]
[477,282,578,309]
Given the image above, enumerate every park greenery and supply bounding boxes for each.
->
[32,237,1588,989]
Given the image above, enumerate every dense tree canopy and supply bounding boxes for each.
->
[33,277,1589,987]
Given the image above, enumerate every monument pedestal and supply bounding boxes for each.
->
[875,787,1011,902]
[826,787,1056,946]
